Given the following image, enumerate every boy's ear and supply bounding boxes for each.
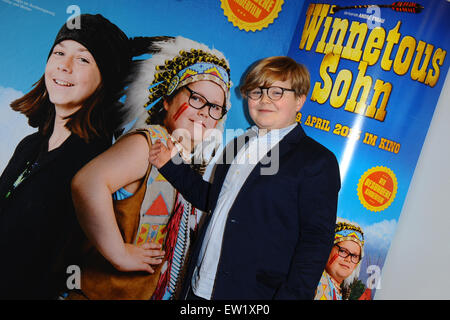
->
[163,98,169,111]
[296,94,306,112]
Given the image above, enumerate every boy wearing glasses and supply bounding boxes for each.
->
[315,218,365,300]
[150,56,341,300]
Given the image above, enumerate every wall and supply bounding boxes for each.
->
[375,70,450,299]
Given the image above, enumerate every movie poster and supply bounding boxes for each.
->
[0,0,301,172]
[288,0,450,299]
[1,0,449,302]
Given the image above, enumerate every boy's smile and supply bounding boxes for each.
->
[45,40,101,116]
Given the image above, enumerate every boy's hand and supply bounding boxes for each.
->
[149,139,176,169]
[112,243,165,274]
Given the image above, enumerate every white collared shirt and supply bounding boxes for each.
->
[191,123,297,299]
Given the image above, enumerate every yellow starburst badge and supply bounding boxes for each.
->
[221,0,284,32]
[357,166,398,212]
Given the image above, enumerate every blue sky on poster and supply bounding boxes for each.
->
[0,86,35,172]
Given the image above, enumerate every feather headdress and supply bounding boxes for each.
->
[334,217,365,289]
[121,36,232,167]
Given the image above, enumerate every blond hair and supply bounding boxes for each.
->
[240,56,310,98]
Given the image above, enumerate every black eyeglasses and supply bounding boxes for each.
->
[184,86,227,120]
[335,244,361,264]
[247,86,296,101]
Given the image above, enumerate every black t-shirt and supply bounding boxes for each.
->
[0,132,109,299]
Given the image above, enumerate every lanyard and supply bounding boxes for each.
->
[4,160,39,200]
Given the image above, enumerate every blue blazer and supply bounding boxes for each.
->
[160,124,340,300]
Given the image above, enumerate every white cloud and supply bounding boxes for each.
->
[0,86,36,173]
[363,219,398,252]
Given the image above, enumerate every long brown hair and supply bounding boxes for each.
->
[10,74,122,143]
[146,87,182,127]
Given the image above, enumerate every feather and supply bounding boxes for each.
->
[332,2,424,14]
[128,36,174,58]
[390,1,424,13]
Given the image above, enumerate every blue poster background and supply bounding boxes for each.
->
[287,0,450,295]
[1,0,449,299]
